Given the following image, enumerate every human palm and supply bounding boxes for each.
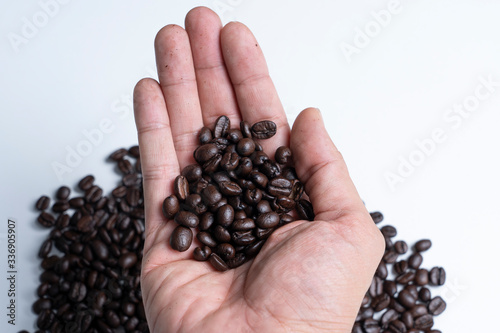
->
[133,7,384,333]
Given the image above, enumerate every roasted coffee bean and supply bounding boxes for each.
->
[232,218,255,231]
[357,307,374,321]
[381,309,399,327]
[394,260,408,274]
[199,212,215,231]
[394,240,408,254]
[232,230,256,245]
[38,239,52,258]
[203,153,222,174]
[37,309,55,329]
[236,138,256,156]
[381,225,397,237]
[209,253,229,271]
[401,311,414,329]
[372,293,391,311]
[199,126,213,144]
[414,268,429,286]
[275,146,292,165]
[387,320,406,333]
[236,157,253,177]
[409,304,428,318]
[194,143,219,163]
[256,211,280,228]
[174,175,190,201]
[296,199,315,221]
[69,196,85,208]
[119,252,138,269]
[77,215,96,233]
[109,148,128,161]
[118,159,134,174]
[214,225,232,243]
[383,250,399,264]
[363,318,381,333]
[383,280,397,296]
[260,160,281,178]
[37,212,56,227]
[163,195,180,219]
[428,296,446,315]
[91,239,109,261]
[414,314,434,330]
[36,195,51,211]
[193,246,212,261]
[197,231,218,248]
[220,152,240,171]
[395,271,415,285]
[407,255,423,271]
[370,211,384,224]
[216,204,234,227]
[68,281,87,302]
[219,181,242,196]
[369,276,384,297]
[214,115,230,138]
[429,267,446,286]
[244,188,262,205]
[398,289,417,309]
[78,175,95,191]
[85,185,103,203]
[216,243,236,260]
[170,225,193,252]
[182,164,203,183]
[414,239,432,252]
[389,298,406,313]
[185,194,207,215]
[226,252,247,268]
[376,262,388,279]
[240,120,252,138]
[251,120,277,139]
[419,287,431,302]
[201,185,222,206]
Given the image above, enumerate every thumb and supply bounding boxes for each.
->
[290,108,366,222]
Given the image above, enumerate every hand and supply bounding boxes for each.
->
[133,7,384,333]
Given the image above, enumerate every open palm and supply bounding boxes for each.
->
[133,7,384,333]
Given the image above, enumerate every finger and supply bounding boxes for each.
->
[221,22,289,152]
[185,7,241,126]
[290,108,368,222]
[155,24,203,168]
[133,78,180,253]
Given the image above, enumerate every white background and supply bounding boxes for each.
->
[1,0,499,332]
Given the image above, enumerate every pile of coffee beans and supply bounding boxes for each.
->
[30,146,148,333]
[162,116,314,271]
[352,211,447,333]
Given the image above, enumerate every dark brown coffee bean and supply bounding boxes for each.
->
[383,280,397,296]
[376,262,388,279]
[369,276,384,297]
[91,239,109,261]
[51,200,69,213]
[296,199,314,221]
[419,287,431,302]
[231,230,256,245]
[202,153,222,174]
[236,157,253,177]
[393,260,408,274]
[126,188,140,206]
[394,241,408,254]
[216,243,236,260]
[387,320,406,333]
[209,253,229,271]
[193,246,212,261]
[372,293,391,311]
[38,239,52,258]
[409,304,428,318]
[214,115,230,138]
[352,323,363,333]
[414,268,429,286]
[182,164,203,183]
[69,196,85,208]
[398,289,417,309]
[68,281,87,302]
[429,267,446,285]
[380,309,399,327]
[109,148,128,161]
[370,211,384,223]
[240,120,252,138]
[37,212,56,228]
[216,204,234,227]
[118,159,134,174]
[363,318,381,333]
[414,314,434,330]
[232,218,255,231]
[201,185,222,206]
[389,298,406,313]
[197,231,218,248]
[104,310,120,328]
[428,296,446,315]
[78,175,95,190]
[170,225,193,252]
[256,211,280,228]
[275,146,292,165]
[118,252,137,269]
[77,215,96,233]
[396,271,415,285]
[357,307,374,321]
[381,225,397,237]
[219,181,242,196]
[36,195,50,210]
[85,185,103,203]
[123,173,140,187]
[163,195,179,219]
[408,253,423,269]
[226,252,247,268]
[174,175,190,201]
[199,212,215,231]
[37,309,55,329]
[401,311,414,329]
[194,143,219,163]
[251,120,277,139]
[199,126,213,144]
[236,138,256,156]
[414,239,432,252]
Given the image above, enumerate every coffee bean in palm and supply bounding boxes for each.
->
[275,146,292,165]
[256,211,280,228]
[35,195,50,211]
[174,175,189,201]
[209,253,229,272]
[429,267,446,285]
[194,143,219,163]
[414,239,432,252]
[214,115,231,138]
[214,225,231,243]
[218,181,242,196]
[251,120,277,139]
[175,211,199,228]
[199,212,215,230]
[236,138,256,156]
[296,199,315,221]
[193,246,212,261]
[216,243,236,260]
[199,126,213,144]
[170,225,193,252]
[163,195,179,219]
[363,318,381,333]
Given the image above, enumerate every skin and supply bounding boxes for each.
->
[133,7,384,333]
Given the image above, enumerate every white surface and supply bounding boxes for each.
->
[1,0,499,332]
